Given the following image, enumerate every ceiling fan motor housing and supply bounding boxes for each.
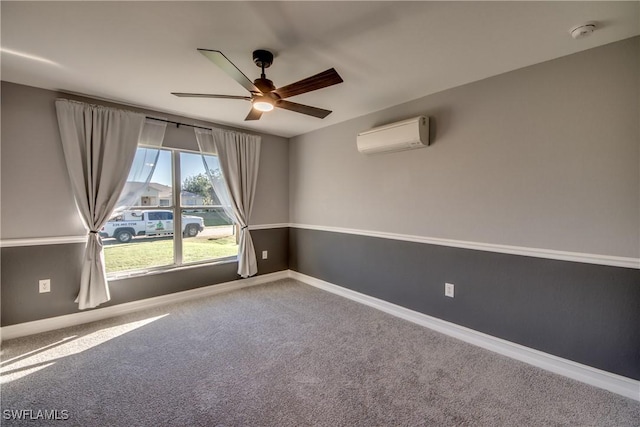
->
[254,78,276,93]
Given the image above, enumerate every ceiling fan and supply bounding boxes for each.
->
[172,49,344,121]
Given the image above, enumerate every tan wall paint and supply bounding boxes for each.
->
[290,37,640,258]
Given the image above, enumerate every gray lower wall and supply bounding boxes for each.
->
[289,227,640,380]
[1,227,288,326]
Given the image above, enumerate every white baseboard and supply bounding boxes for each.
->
[0,271,289,341]
[288,271,640,402]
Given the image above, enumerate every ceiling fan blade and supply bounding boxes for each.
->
[171,93,252,100]
[274,68,343,99]
[197,49,261,94]
[276,100,332,119]
[245,108,263,121]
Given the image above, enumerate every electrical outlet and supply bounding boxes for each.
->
[445,282,454,298]
[39,279,51,293]
[262,250,268,260]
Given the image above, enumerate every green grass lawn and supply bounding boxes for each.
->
[104,235,238,273]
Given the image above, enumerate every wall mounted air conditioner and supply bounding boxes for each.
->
[357,116,429,154]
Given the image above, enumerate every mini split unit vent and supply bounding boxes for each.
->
[357,116,429,154]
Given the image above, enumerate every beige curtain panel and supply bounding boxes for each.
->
[55,99,147,309]
[195,127,261,278]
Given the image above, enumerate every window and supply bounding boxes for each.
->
[103,148,238,276]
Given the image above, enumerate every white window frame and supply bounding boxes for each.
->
[106,147,237,280]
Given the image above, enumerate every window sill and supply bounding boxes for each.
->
[107,256,237,282]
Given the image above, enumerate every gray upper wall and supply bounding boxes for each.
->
[290,37,640,259]
[0,82,289,239]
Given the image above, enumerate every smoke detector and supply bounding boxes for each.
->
[570,22,597,39]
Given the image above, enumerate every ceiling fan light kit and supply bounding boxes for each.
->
[172,48,343,121]
[252,97,275,112]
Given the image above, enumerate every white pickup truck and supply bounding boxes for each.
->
[100,210,205,243]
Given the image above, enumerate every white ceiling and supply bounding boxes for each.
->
[1,1,638,138]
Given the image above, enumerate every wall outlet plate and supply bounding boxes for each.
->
[39,279,51,293]
[445,282,454,298]
[262,250,268,260]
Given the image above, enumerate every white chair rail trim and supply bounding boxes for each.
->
[0,236,87,247]
[0,224,289,248]
[290,223,640,269]
[2,224,638,269]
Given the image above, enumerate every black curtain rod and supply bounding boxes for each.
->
[146,116,211,131]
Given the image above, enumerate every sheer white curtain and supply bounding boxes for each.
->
[113,120,167,214]
[55,99,166,309]
[201,156,235,225]
[194,127,261,278]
